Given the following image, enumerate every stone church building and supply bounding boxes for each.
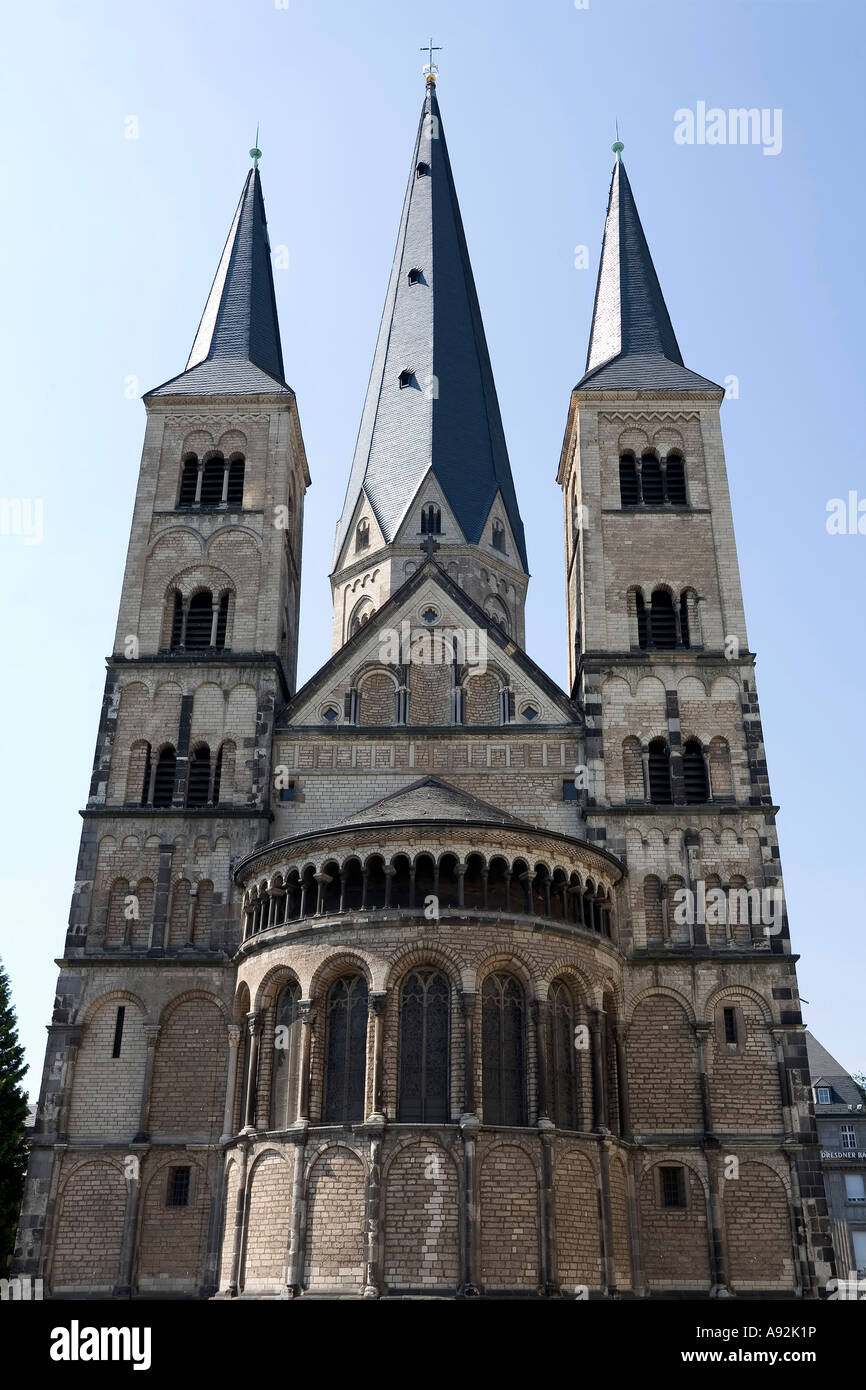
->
[14,73,833,1298]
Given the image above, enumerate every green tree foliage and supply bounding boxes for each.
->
[0,959,29,1270]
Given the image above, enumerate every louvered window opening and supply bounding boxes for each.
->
[683,739,709,804]
[177,455,245,509]
[648,739,672,804]
[618,453,688,508]
[650,590,677,649]
[187,746,211,808]
[152,748,177,807]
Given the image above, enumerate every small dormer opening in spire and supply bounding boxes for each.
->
[398,368,416,389]
[408,267,424,285]
[416,161,431,178]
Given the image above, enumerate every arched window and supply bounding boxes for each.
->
[640,453,664,505]
[323,974,368,1124]
[271,981,302,1128]
[355,519,369,552]
[200,455,224,507]
[185,591,214,649]
[649,589,677,648]
[491,519,506,553]
[398,969,450,1122]
[683,738,709,803]
[481,973,526,1126]
[619,454,639,507]
[152,746,176,807]
[178,456,198,507]
[420,504,441,535]
[549,979,579,1130]
[665,454,687,505]
[187,745,211,807]
[647,738,672,804]
[226,456,245,507]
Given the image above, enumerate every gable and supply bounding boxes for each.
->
[284,562,578,729]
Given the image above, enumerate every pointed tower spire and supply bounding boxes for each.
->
[149,162,290,397]
[333,80,528,576]
[578,157,719,392]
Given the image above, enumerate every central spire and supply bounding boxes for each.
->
[333,81,528,578]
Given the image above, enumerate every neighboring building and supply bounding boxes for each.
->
[13,71,833,1299]
[807,1031,866,1281]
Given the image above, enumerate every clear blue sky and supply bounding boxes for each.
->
[1,0,863,1093]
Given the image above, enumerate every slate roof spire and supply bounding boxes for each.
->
[578,157,719,392]
[149,163,290,397]
[334,81,528,568]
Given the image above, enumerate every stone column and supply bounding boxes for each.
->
[539,1131,557,1297]
[771,1026,797,1136]
[113,1159,142,1298]
[383,864,395,908]
[241,1012,262,1133]
[705,1145,732,1297]
[590,1008,608,1131]
[285,1126,308,1296]
[459,991,477,1116]
[532,999,552,1125]
[209,597,220,648]
[456,862,466,907]
[459,1113,480,1297]
[367,992,388,1120]
[693,1023,714,1135]
[296,1001,314,1122]
[225,1141,249,1298]
[363,1126,385,1298]
[133,1025,160,1143]
[314,871,331,915]
[194,459,204,504]
[220,1024,241,1143]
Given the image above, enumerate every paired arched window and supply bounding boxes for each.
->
[323,973,368,1123]
[634,587,693,650]
[355,519,369,552]
[481,972,526,1126]
[271,981,302,1128]
[491,519,506,553]
[398,969,450,1122]
[549,979,580,1130]
[619,452,688,508]
[169,589,230,650]
[647,737,673,804]
[177,454,245,510]
[420,504,441,535]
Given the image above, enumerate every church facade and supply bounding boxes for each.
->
[14,74,833,1299]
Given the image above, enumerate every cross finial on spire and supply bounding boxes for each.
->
[612,119,624,162]
[250,123,262,169]
[420,36,442,83]
[419,534,441,560]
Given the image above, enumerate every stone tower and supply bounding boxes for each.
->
[14,85,832,1300]
[13,163,310,1295]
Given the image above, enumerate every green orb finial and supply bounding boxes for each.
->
[250,123,262,169]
